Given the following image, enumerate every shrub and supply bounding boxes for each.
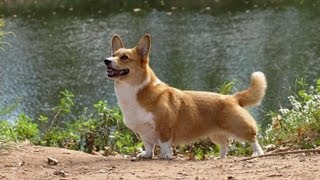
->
[0,89,142,155]
[35,90,141,155]
[265,79,320,148]
[66,100,142,154]
[15,114,39,141]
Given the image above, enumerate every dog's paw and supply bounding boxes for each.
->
[137,151,152,159]
[159,152,173,160]
[251,151,264,157]
[158,140,173,160]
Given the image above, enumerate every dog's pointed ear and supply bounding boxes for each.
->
[135,34,151,60]
[111,34,124,53]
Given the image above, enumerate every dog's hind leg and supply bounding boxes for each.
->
[251,140,264,156]
[223,106,264,157]
[210,134,229,159]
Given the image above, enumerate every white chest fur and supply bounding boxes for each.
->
[114,79,157,144]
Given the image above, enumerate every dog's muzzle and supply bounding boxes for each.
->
[104,57,129,78]
[104,57,113,65]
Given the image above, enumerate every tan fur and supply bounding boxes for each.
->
[234,72,267,107]
[105,34,267,159]
[137,71,263,144]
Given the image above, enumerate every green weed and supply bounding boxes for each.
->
[217,80,236,95]
[265,78,320,148]
[15,114,39,141]
[0,89,142,155]
[0,19,14,51]
[0,121,17,143]
[35,90,141,155]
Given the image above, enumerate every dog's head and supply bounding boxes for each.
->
[104,34,151,85]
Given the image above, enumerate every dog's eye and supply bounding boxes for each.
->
[120,55,129,61]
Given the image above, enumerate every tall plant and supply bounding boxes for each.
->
[265,79,320,148]
[0,19,14,51]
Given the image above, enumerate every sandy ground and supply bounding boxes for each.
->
[0,144,319,180]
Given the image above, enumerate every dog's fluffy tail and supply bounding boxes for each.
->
[234,72,267,107]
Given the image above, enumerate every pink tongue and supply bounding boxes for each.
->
[109,69,121,76]
[115,71,121,75]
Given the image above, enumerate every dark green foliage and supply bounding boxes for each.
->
[36,90,142,155]
[0,90,142,155]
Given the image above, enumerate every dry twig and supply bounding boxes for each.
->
[240,149,320,161]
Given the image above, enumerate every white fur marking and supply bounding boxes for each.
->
[153,78,162,86]
[219,144,229,159]
[137,140,154,159]
[251,141,264,156]
[251,71,266,87]
[252,71,265,78]
[114,76,158,144]
[106,57,115,61]
[158,140,173,160]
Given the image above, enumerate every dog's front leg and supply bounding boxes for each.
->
[158,140,173,160]
[137,139,154,159]
[157,127,173,160]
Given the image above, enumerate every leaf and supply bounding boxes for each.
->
[38,115,48,123]
[317,79,320,91]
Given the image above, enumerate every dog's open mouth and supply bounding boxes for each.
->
[107,67,129,78]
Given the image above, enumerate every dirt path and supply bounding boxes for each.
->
[0,144,319,180]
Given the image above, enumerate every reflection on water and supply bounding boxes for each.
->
[1,2,320,127]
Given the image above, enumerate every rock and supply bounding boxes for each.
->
[228,176,236,180]
[17,161,25,167]
[264,144,276,152]
[53,170,66,177]
[97,169,106,173]
[47,157,58,165]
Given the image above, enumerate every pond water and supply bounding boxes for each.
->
[1,1,320,127]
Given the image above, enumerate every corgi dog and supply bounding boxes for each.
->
[104,34,266,160]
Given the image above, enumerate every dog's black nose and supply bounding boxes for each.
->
[104,58,112,65]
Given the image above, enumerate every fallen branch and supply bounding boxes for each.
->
[240,149,320,161]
